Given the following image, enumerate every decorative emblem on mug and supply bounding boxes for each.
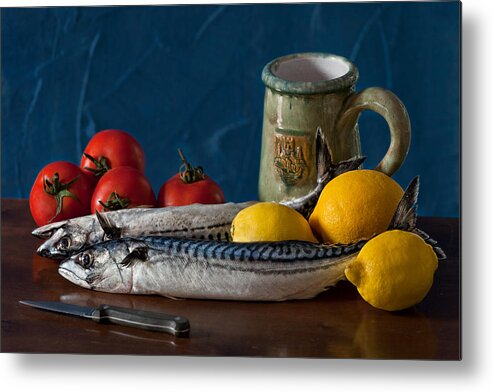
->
[274,130,308,186]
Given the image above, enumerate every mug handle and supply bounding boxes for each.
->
[336,87,411,176]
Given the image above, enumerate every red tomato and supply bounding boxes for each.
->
[80,129,145,185]
[158,173,225,207]
[157,149,225,207]
[91,166,156,213]
[29,161,93,226]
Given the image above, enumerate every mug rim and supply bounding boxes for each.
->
[262,52,358,95]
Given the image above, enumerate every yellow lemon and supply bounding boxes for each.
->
[309,169,403,244]
[231,202,318,243]
[345,230,438,311]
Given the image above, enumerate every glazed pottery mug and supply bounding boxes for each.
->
[258,52,411,202]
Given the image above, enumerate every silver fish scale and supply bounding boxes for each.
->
[136,236,364,263]
[60,235,371,301]
[34,202,255,259]
[127,239,358,300]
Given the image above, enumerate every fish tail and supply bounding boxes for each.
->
[315,127,331,184]
[388,176,446,260]
[315,127,366,187]
[315,127,366,183]
[389,176,420,231]
[283,129,366,219]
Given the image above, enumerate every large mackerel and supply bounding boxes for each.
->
[58,177,445,301]
[59,236,367,301]
[33,128,365,260]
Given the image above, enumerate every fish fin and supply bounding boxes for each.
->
[413,227,432,242]
[433,246,447,261]
[412,228,447,260]
[120,246,148,268]
[389,176,420,231]
[413,227,430,241]
[95,210,122,240]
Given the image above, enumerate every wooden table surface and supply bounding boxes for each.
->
[1,199,460,358]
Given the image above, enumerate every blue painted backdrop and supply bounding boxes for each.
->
[1,2,460,217]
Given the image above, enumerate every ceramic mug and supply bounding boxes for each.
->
[258,52,411,202]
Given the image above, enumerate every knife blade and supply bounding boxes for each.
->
[19,300,190,337]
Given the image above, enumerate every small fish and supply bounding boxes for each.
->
[34,128,365,260]
[33,202,254,260]
[58,177,445,301]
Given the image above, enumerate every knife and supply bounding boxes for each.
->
[19,300,190,337]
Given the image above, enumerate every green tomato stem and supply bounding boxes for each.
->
[98,191,130,211]
[43,172,81,223]
[177,148,205,184]
[83,153,111,178]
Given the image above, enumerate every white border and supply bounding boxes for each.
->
[2,0,491,391]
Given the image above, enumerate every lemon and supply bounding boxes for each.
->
[231,202,318,243]
[345,230,438,311]
[309,169,403,244]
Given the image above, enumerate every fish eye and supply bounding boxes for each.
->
[57,236,71,251]
[77,253,93,269]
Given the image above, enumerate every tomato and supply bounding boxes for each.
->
[91,166,156,213]
[157,149,225,207]
[80,129,145,185]
[158,174,225,207]
[29,161,93,226]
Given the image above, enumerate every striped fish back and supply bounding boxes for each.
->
[131,236,366,262]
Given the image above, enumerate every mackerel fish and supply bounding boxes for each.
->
[58,177,445,301]
[33,128,365,260]
[59,236,366,301]
[34,202,254,260]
